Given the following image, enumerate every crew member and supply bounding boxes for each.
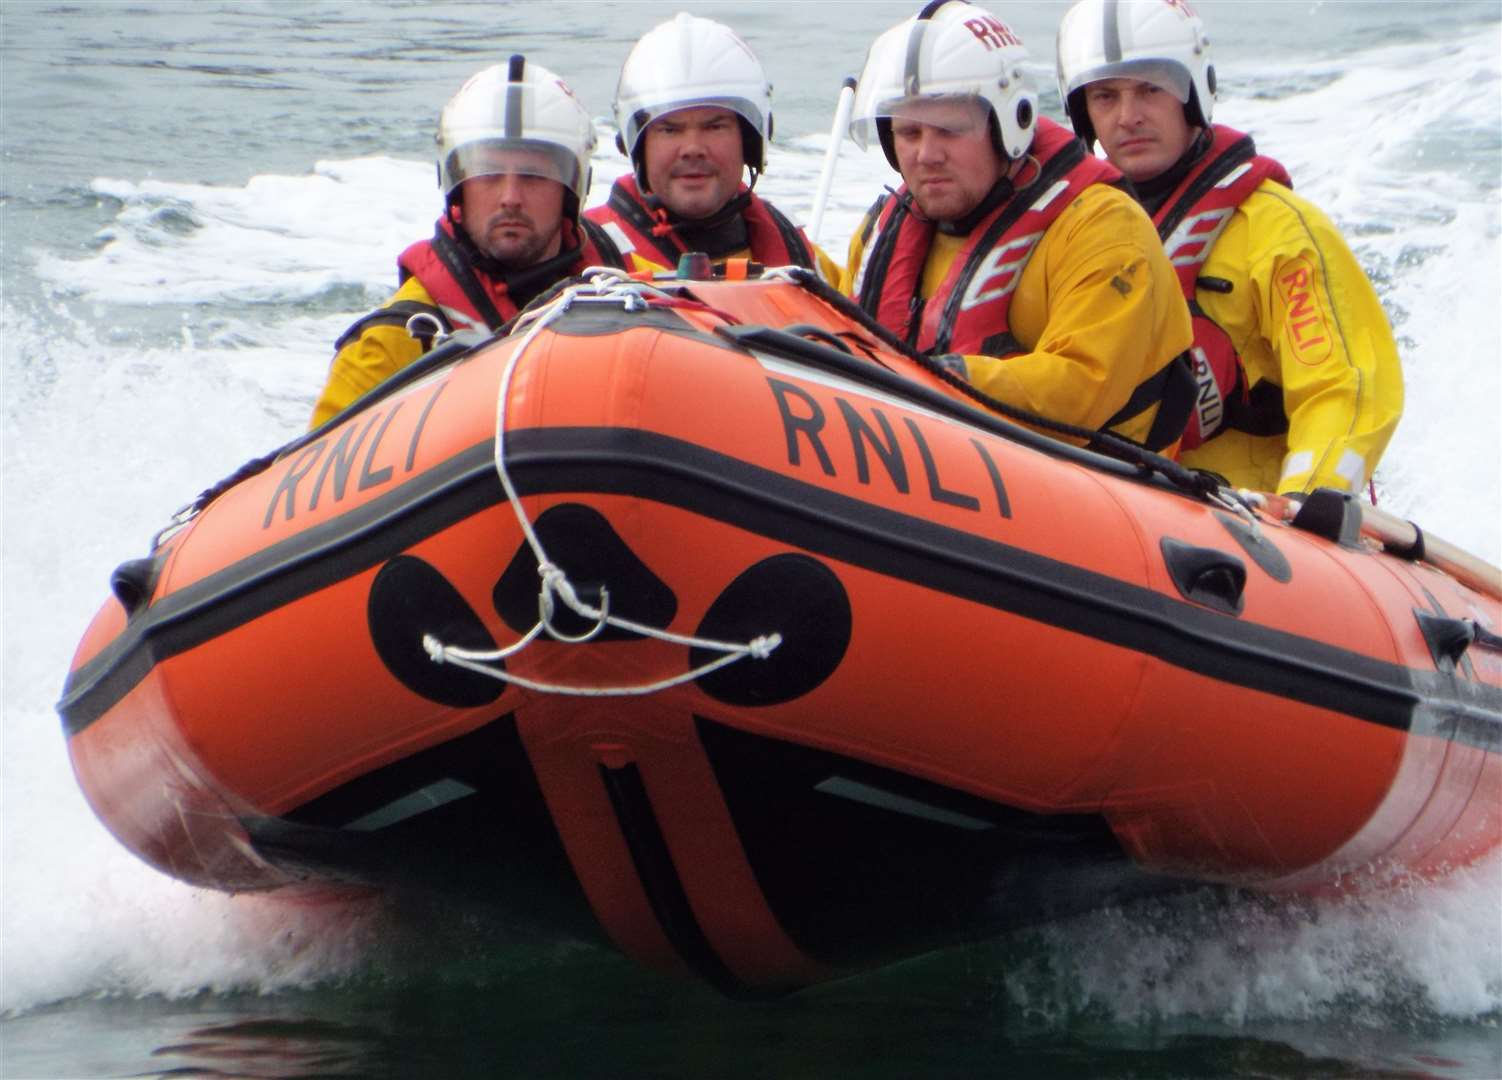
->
[1057,0,1403,495]
[311,57,625,429]
[843,0,1193,452]
[586,13,841,282]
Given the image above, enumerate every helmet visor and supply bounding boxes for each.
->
[441,140,580,197]
[851,93,992,149]
[621,96,766,157]
[1068,58,1191,103]
[848,17,1008,149]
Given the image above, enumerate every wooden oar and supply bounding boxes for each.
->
[1259,491,1502,600]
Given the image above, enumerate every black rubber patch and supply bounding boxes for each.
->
[693,553,851,706]
[545,301,741,350]
[1214,511,1292,583]
[1291,488,1364,547]
[109,556,161,616]
[492,503,676,641]
[1160,538,1247,617]
[368,554,505,707]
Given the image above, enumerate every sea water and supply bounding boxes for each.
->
[2,3,1499,1076]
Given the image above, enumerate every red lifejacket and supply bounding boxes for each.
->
[585,176,818,270]
[1154,125,1293,450]
[852,118,1122,357]
[396,212,624,334]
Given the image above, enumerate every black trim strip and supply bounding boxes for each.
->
[1103,0,1122,63]
[597,762,758,997]
[60,426,1502,744]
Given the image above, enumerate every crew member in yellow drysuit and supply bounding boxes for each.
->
[1057,0,1403,495]
[841,1,1193,452]
[586,13,841,283]
[311,59,625,429]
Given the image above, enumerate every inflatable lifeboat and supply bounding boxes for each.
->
[60,265,1502,995]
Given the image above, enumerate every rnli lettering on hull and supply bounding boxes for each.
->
[766,377,1012,519]
[264,379,449,527]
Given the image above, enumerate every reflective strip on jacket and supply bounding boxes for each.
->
[841,121,1193,451]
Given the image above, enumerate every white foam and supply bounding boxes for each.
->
[3,26,1499,1020]
[1006,854,1502,1026]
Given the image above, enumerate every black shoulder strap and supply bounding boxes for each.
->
[333,299,449,352]
[761,200,817,269]
[1225,379,1290,437]
[1103,351,1196,452]
[976,329,1024,357]
[431,224,507,330]
[855,192,902,315]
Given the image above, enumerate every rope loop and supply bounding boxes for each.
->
[420,274,783,697]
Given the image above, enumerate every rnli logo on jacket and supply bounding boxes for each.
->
[959,232,1044,311]
[1276,255,1333,367]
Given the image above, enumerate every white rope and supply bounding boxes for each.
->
[421,270,783,696]
[1209,485,1270,542]
[757,265,807,285]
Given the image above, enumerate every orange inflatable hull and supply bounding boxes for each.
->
[61,272,1502,994]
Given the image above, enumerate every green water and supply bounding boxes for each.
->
[8,937,1496,1078]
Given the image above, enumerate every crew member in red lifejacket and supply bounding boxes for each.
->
[1057,0,1404,496]
[842,0,1194,452]
[310,57,626,429]
[585,13,841,283]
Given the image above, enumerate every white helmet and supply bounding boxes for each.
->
[613,12,773,187]
[1056,0,1215,146]
[849,0,1037,169]
[436,55,595,221]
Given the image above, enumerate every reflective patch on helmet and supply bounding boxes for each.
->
[1275,255,1333,367]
